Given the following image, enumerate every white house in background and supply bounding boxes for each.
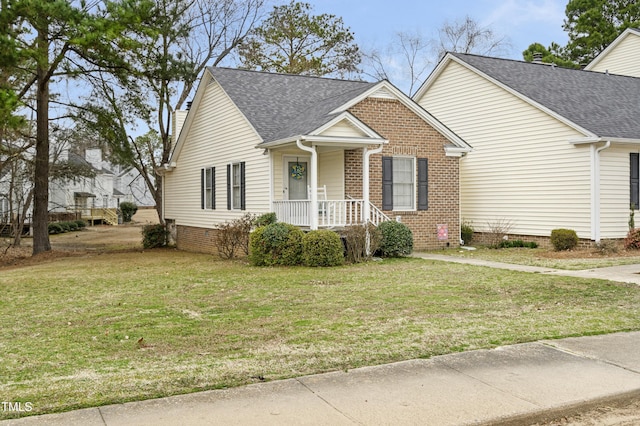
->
[413,29,640,244]
[49,148,155,219]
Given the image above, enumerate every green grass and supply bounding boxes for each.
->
[422,247,640,270]
[1,250,640,419]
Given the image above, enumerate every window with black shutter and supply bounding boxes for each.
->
[631,153,639,210]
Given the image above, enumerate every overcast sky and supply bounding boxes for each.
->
[306,0,569,92]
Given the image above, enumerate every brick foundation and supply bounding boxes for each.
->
[176,225,221,255]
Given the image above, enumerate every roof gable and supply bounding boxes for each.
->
[422,53,640,141]
[585,27,640,72]
[208,67,377,144]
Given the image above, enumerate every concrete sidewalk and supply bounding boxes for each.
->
[2,332,640,426]
[416,253,640,285]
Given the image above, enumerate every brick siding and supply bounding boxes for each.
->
[347,97,461,250]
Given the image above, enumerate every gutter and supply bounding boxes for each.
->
[591,141,611,242]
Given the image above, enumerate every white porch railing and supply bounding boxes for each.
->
[272,200,390,228]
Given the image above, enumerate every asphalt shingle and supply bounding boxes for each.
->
[209,67,378,143]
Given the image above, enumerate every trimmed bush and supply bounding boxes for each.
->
[249,223,303,266]
[142,224,169,249]
[550,228,578,251]
[378,220,413,258]
[254,212,277,228]
[461,220,474,245]
[624,228,640,250]
[120,202,138,223]
[75,220,87,229]
[303,230,344,267]
[498,240,538,249]
[48,223,64,235]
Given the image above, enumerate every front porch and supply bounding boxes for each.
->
[272,199,389,228]
[265,134,390,230]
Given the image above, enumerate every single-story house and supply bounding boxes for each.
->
[160,67,471,253]
[413,29,640,244]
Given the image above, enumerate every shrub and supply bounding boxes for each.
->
[624,228,640,250]
[378,220,413,258]
[59,221,72,232]
[550,228,579,251]
[595,239,619,254]
[461,219,474,245]
[142,224,169,249]
[215,213,255,259]
[343,223,381,263]
[120,202,138,223]
[303,230,344,267]
[498,240,538,249]
[249,222,303,266]
[486,218,514,248]
[48,223,64,235]
[75,220,87,229]
[254,212,277,228]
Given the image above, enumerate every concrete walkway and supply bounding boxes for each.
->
[2,332,640,426]
[416,253,640,285]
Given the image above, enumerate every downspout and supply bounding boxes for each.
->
[591,141,611,243]
[296,138,318,230]
[362,144,384,223]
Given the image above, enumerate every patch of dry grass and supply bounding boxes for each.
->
[1,250,640,419]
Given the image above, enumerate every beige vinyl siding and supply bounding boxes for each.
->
[418,60,593,238]
[600,145,636,238]
[587,34,640,77]
[164,78,269,228]
[318,120,367,138]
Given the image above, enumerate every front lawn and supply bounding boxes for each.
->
[1,250,640,419]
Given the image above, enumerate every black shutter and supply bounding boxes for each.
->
[200,168,205,209]
[632,153,639,210]
[211,167,216,210]
[418,158,428,210]
[226,163,231,210]
[382,156,393,211]
[240,162,246,210]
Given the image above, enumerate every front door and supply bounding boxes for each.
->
[287,160,308,200]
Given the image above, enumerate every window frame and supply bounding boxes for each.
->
[391,156,416,211]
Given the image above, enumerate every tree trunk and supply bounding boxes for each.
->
[32,26,51,255]
[153,173,164,225]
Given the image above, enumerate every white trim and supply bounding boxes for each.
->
[570,136,640,145]
[418,54,598,139]
[257,134,388,149]
[391,155,417,212]
[590,141,611,242]
[585,28,640,71]
[311,111,383,139]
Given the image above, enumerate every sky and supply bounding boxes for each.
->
[306,0,570,93]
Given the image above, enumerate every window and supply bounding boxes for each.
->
[227,162,245,210]
[201,167,215,209]
[382,156,428,211]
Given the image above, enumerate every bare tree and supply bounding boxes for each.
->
[435,15,511,60]
[363,30,433,96]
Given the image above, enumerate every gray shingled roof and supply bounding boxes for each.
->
[209,67,378,143]
[452,53,640,139]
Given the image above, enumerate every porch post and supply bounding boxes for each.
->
[296,139,318,230]
[363,144,384,224]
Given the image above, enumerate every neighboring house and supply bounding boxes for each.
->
[413,32,640,244]
[584,28,640,77]
[49,148,155,222]
[161,67,471,252]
